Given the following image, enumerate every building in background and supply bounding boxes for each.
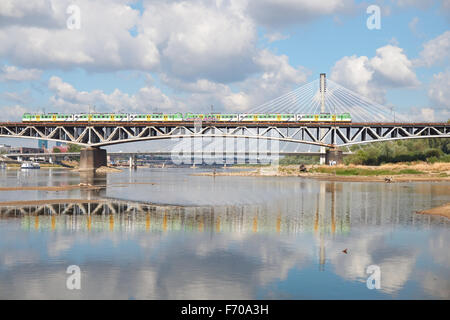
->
[0,144,11,153]
[38,140,48,151]
[9,147,44,154]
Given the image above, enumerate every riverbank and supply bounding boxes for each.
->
[198,162,450,182]
[71,166,122,173]
[0,198,109,206]
[4,163,68,169]
[0,183,106,192]
[417,203,450,219]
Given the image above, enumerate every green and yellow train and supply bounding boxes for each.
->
[22,112,352,123]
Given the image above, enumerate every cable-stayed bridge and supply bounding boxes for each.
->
[0,74,448,168]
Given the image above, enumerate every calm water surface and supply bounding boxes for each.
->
[0,168,449,299]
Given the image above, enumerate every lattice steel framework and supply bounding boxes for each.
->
[0,122,449,148]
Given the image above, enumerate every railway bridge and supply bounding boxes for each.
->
[1,120,448,169]
[1,74,449,169]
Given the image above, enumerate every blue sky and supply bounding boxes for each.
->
[0,0,449,149]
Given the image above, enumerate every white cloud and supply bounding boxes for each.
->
[2,90,32,104]
[223,50,308,110]
[330,55,379,101]
[0,0,159,71]
[0,0,62,28]
[408,17,419,34]
[264,32,290,43]
[370,45,419,87]
[0,65,42,82]
[396,0,436,9]
[417,30,450,67]
[420,107,435,122]
[330,45,419,103]
[0,0,308,90]
[47,46,308,114]
[428,69,450,109]
[140,0,258,82]
[399,106,450,122]
[0,105,29,121]
[246,0,356,28]
[160,49,308,112]
[443,0,450,12]
[48,76,184,113]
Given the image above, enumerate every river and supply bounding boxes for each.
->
[0,167,448,299]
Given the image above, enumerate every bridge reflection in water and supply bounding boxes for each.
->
[0,182,445,237]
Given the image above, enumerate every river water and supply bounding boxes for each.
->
[0,167,449,299]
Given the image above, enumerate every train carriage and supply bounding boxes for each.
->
[22,112,351,123]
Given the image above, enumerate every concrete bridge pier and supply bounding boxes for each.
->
[79,147,107,171]
[129,155,137,169]
[325,148,343,165]
[319,149,326,165]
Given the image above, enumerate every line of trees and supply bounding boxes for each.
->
[343,138,450,165]
[278,138,450,166]
[279,155,319,165]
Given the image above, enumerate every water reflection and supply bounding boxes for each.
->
[0,192,448,299]
[0,168,449,299]
[1,194,446,234]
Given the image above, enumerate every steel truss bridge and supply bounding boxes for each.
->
[0,121,449,148]
[1,74,449,168]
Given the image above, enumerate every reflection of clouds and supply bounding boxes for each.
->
[325,230,418,295]
[428,231,450,268]
[0,176,449,299]
[378,257,416,295]
[0,251,40,268]
[420,272,450,299]
[418,230,450,299]
[0,219,448,299]
[0,218,316,299]
[47,238,74,257]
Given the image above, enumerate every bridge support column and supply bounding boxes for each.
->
[320,147,326,165]
[79,147,107,171]
[325,149,343,165]
[129,155,137,169]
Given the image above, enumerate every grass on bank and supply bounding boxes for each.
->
[309,167,425,176]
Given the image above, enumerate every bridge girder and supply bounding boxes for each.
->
[1,123,449,148]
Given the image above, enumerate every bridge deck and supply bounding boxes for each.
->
[1,121,449,149]
[2,121,449,127]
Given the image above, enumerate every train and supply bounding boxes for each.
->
[22,112,352,123]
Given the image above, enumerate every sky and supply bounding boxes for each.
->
[0,0,449,149]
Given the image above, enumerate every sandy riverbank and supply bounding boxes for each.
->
[0,183,106,192]
[71,166,122,173]
[5,166,70,170]
[417,203,450,219]
[0,181,157,192]
[0,198,109,206]
[197,162,450,182]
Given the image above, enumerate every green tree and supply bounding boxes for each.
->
[345,138,450,165]
[67,144,82,152]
